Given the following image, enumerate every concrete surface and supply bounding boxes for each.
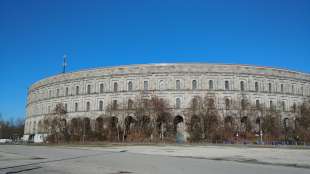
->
[0,145,309,174]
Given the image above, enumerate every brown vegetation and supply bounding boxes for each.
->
[41,95,310,145]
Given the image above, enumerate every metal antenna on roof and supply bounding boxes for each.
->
[62,54,67,73]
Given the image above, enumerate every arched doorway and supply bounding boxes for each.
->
[156,113,171,141]
[224,116,233,128]
[83,117,91,139]
[95,117,103,132]
[224,116,234,142]
[174,115,184,130]
[255,117,261,131]
[189,115,202,141]
[174,115,185,143]
[124,116,136,141]
[60,119,67,130]
[95,117,104,140]
[103,116,119,141]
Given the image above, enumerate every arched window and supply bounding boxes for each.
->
[64,103,68,111]
[176,80,180,90]
[255,82,259,92]
[240,81,245,91]
[113,82,118,92]
[192,80,197,90]
[100,83,104,93]
[128,81,133,91]
[209,80,213,90]
[128,99,133,109]
[268,83,272,93]
[225,81,229,90]
[292,85,295,94]
[76,86,79,95]
[281,84,284,93]
[176,98,181,109]
[75,102,78,112]
[99,100,103,111]
[49,90,52,98]
[86,101,90,111]
[87,84,91,94]
[225,98,230,110]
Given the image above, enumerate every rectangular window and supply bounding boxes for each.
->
[268,83,272,93]
[269,100,273,110]
[128,81,133,91]
[87,85,91,94]
[113,100,118,109]
[99,100,103,111]
[255,82,259,92]
[176,80,180,90]
[144,81,148,91]
[281,84,284,93]
[256,100,260,108]
[76,86,79,95]
[65,87,69,96]
[86,102,90,111]
[176,98,181,109]
[225,81,229,90]
[114,82,118,92]
[100,84,104,93]
[209,80,213,90]
[192,80,197,90]
[75,103,78,112]
[240,81,245,91]
[128,99,133,109]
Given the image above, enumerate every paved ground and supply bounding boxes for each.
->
[0,145,309,174]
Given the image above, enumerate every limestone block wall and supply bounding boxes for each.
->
[24,63,310,135]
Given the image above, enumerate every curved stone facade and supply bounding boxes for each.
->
[24,63,310,135]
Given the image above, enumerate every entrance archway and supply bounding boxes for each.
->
[174,115,185,143]
[174,115,184,130]
[124,116,136,141]
[95,117,103,132]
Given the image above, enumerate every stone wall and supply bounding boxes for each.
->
[24,63,310,135]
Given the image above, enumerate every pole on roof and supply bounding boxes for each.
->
[62,54,67,73]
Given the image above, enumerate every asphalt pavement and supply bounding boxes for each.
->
[0,145,309,174]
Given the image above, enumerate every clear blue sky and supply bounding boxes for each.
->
[0,0,309,120]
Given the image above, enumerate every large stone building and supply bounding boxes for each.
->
[24,63,310,141]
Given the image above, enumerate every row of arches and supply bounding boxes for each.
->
[35,115,185,142]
